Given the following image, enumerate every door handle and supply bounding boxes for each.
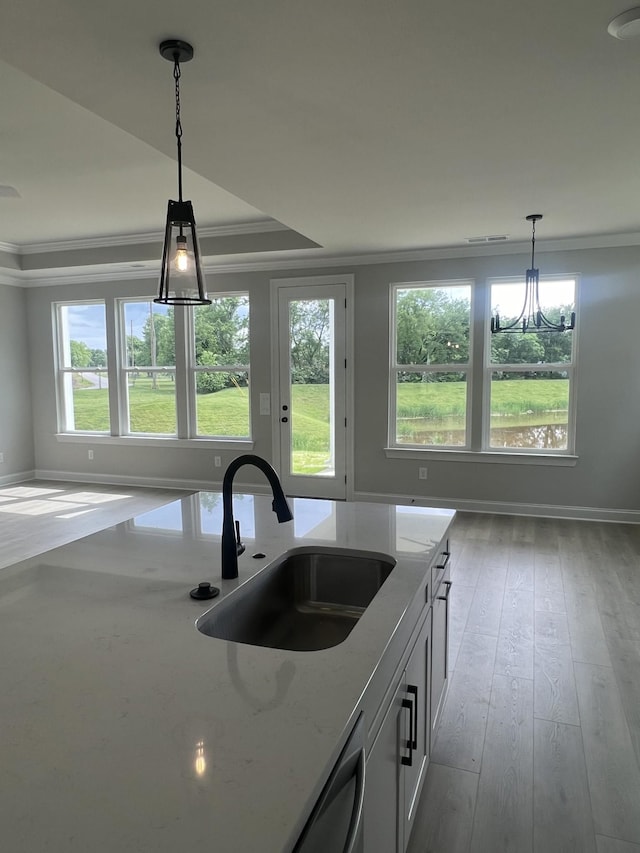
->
[281,416,288,423]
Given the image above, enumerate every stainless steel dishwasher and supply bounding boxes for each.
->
[293,713,366,853]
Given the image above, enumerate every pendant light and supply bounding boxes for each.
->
[155,40,211,306]
[490,214,576,334]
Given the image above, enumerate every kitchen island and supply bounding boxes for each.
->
[0,492,454,852]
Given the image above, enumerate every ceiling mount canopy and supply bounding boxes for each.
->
[490,214,576,335]
[608,7,640,39]
[154,38,210,307]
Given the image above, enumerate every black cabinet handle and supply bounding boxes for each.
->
[407,685,418,749]
[401,698,414,766]
[438,579,452,602]
[436,549,450,571]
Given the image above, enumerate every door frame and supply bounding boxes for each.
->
[270,273,355,500]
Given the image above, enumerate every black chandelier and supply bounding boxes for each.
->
[490,214,576,334]
[155,40,211,306]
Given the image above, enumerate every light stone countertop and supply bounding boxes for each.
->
[0,492,454,853]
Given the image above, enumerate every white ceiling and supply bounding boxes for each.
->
[1,0,639,254]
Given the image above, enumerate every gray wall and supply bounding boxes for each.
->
[26,243,640,516]
[0,284,34,479]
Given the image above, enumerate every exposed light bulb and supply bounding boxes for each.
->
[175,235,189,272]
[194,740,206,776]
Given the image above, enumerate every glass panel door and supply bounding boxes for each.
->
[278,284,347,499]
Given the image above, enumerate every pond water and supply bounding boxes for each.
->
[397,415,568,450]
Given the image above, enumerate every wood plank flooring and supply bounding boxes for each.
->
[408,513,640,853]
[0,479,190,570]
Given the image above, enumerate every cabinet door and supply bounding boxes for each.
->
[430,579,451,743]
[402,608,431,845]
[362,685,404,853]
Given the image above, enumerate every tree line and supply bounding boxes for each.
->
[69,291,574,391]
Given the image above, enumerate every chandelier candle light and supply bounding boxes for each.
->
[490,214,576,334]
[155,39,211,306]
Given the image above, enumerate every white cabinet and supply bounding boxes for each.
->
[363,608,432,853]
[363,533,451,853]
[401,607,431,846]
[362,681,403,853]
[430,574,451,742]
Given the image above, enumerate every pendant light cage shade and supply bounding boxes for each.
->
[490,214,576,334]
[156,200,211,305]
[154,39,211,307]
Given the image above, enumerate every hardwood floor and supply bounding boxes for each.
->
[0,479,190,569]
[408,513,640,853]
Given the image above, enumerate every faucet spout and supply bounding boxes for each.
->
[221,454,293,580]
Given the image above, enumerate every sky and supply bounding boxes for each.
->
[63,300,170,350]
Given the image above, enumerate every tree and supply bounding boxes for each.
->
[90,348,107,368]
[396,289,470,381]
[289,300,330,384]
[194,297,249,367]
[69,340,91,368]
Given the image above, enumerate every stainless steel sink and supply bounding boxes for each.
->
[196,547,396,651]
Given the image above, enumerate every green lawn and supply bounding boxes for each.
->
[71,378,569,462]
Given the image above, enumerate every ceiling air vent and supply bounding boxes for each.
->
[466,234,509,244]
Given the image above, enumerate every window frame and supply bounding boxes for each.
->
[54,299,110,435]
[483,274,579,456]
[388,279,474,451]
[54,292,254,448]
[386,274,580,464]
[186,294,251,440]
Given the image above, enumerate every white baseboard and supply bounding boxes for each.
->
[352,490,640,524]
[0,469,36,487]
[34,469,273,495]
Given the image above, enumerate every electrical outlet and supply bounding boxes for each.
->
[419,467,428,480]
[88,449,94,460]
[214,456,222,468]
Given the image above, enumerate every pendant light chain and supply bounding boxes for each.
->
[173,59,184,202]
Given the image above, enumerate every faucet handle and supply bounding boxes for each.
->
[235,520,246,557]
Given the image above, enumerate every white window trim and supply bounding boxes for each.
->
[388,279,474,451]
[184,299,251,440]
[54,293,253,445]
[482,273,579,456]
[387,274,580,463]
[54,299,110,434]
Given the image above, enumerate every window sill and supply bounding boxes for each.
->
[384,447,578,466]
[55,434,255,451]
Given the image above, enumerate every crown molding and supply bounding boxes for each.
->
[0,240,19,254]
[4,229,640,288]
[18,219,288,255]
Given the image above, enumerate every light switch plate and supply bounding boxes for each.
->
[260,393,271,415]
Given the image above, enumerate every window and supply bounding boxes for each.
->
[121,300,177,435]
[488,277,576,452]
[55,301,110,433]
[55,293,251,443]
[390,281,472,448]
[388,275,578,458]
[191,296,250,438]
